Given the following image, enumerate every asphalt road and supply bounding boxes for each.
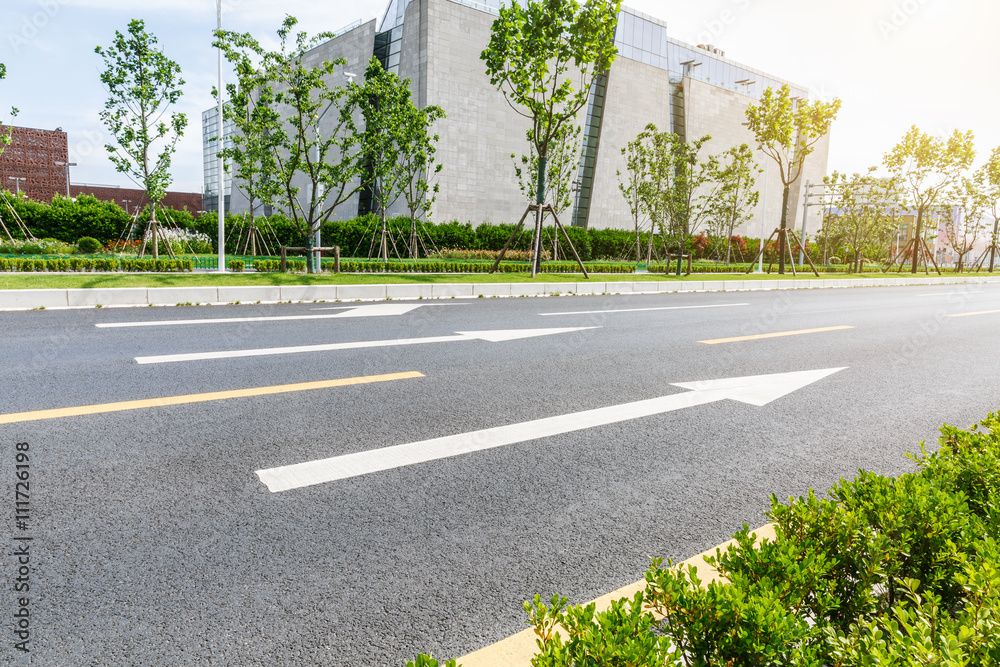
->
[3,284,1000,665]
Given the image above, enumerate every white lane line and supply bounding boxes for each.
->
[98,303,435,328]
[539,303,749,316]
[256,367,845,492]
[134,327,599,365]
[310,304,467,312]
[918,292,983,297]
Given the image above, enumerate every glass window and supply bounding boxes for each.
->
[623,13,634,46]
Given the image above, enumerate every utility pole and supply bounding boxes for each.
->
[217,0,226,272]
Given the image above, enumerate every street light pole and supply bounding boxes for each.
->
[122,199,132,215]
[8,177,25,195]
[54,161,77,197]
[217,0,226,273]
[757,161,768,273]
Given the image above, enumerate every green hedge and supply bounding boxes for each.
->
[648,263,756,274]
[413,415,1000,666]
[120,259,193,272]
[254,258,635,274]
[0,257,121,272]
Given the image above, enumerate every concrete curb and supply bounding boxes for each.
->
[2,275,999,310]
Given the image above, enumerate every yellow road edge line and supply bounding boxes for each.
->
[0,371,425,425]
[458,524,777,667]
[946,309,1000,318]
[699,325,855,345]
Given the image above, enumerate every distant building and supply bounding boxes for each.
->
[202,107,235,214]
[0,125,69,201]
[0,123,202,214]
[219,0,832,237]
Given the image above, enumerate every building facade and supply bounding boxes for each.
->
[202,107,236,214]
[224,0,832,240]
[0,125,69,201]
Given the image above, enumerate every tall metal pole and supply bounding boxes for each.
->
[799,181,810,266]
[216,0,226,272]
[757,162,768,273]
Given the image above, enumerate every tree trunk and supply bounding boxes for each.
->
[531,155,547,277]
[911,207,924,274]
[151,204,159,260]
[380,207,389,263]
[305,226,314,274]
[634,216,641,262]
[991,217,999,272]
[409,212,417,259]
[778,185,790,274]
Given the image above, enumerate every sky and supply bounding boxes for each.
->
[2,0,999,196]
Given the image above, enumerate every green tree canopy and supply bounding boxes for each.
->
[883,125,975,273]
[482,0,620,275]
[95,19,187,259]
[745,84,841,273]
[215,15,361,273]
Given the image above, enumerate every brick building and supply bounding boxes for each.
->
[0,123,204,214]
[0,125,69,201]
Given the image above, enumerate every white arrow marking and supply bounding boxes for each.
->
[134,327,600,365]
[256,367,846,492]
[540,303,749,316]
[98,303,445,328]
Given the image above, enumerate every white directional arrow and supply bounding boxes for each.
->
[256,367,846,492]
[98,303,456,328]
[134,327,599,365]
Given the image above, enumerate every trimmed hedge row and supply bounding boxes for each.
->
[648,263,756,274]
[413,415,1000,666]
[254,259,636,274]
[0,257,193,272]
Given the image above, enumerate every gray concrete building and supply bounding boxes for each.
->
[219,0,832,241]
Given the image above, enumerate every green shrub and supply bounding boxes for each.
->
[412,415,1000,667]
[227,259,245,272]
[76,236,103,254]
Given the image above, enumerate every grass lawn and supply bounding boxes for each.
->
[0,270,996,290]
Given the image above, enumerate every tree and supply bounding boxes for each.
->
[744,85,841,274]
[883,125,975,274]
[514,124,582,217]
[617,134,649,262]
[0,63,18,155]
[638,124,715,275]
[215,16,362,273]
[823,169,905,272]
[397,105,446,259]
[215,45,284,255]
[95,20,187,259]
[707,144,760,265]
[942,176,987,272]
[354,58,446,260]
[978,147,1000,271]
[482,0,621,276]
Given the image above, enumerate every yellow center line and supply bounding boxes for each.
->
[0,371,425,425]
[699,326,855,345]
[947,309,1000,318]
[458,524,777,666]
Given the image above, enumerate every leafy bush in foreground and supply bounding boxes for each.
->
[411,415,1000,666]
